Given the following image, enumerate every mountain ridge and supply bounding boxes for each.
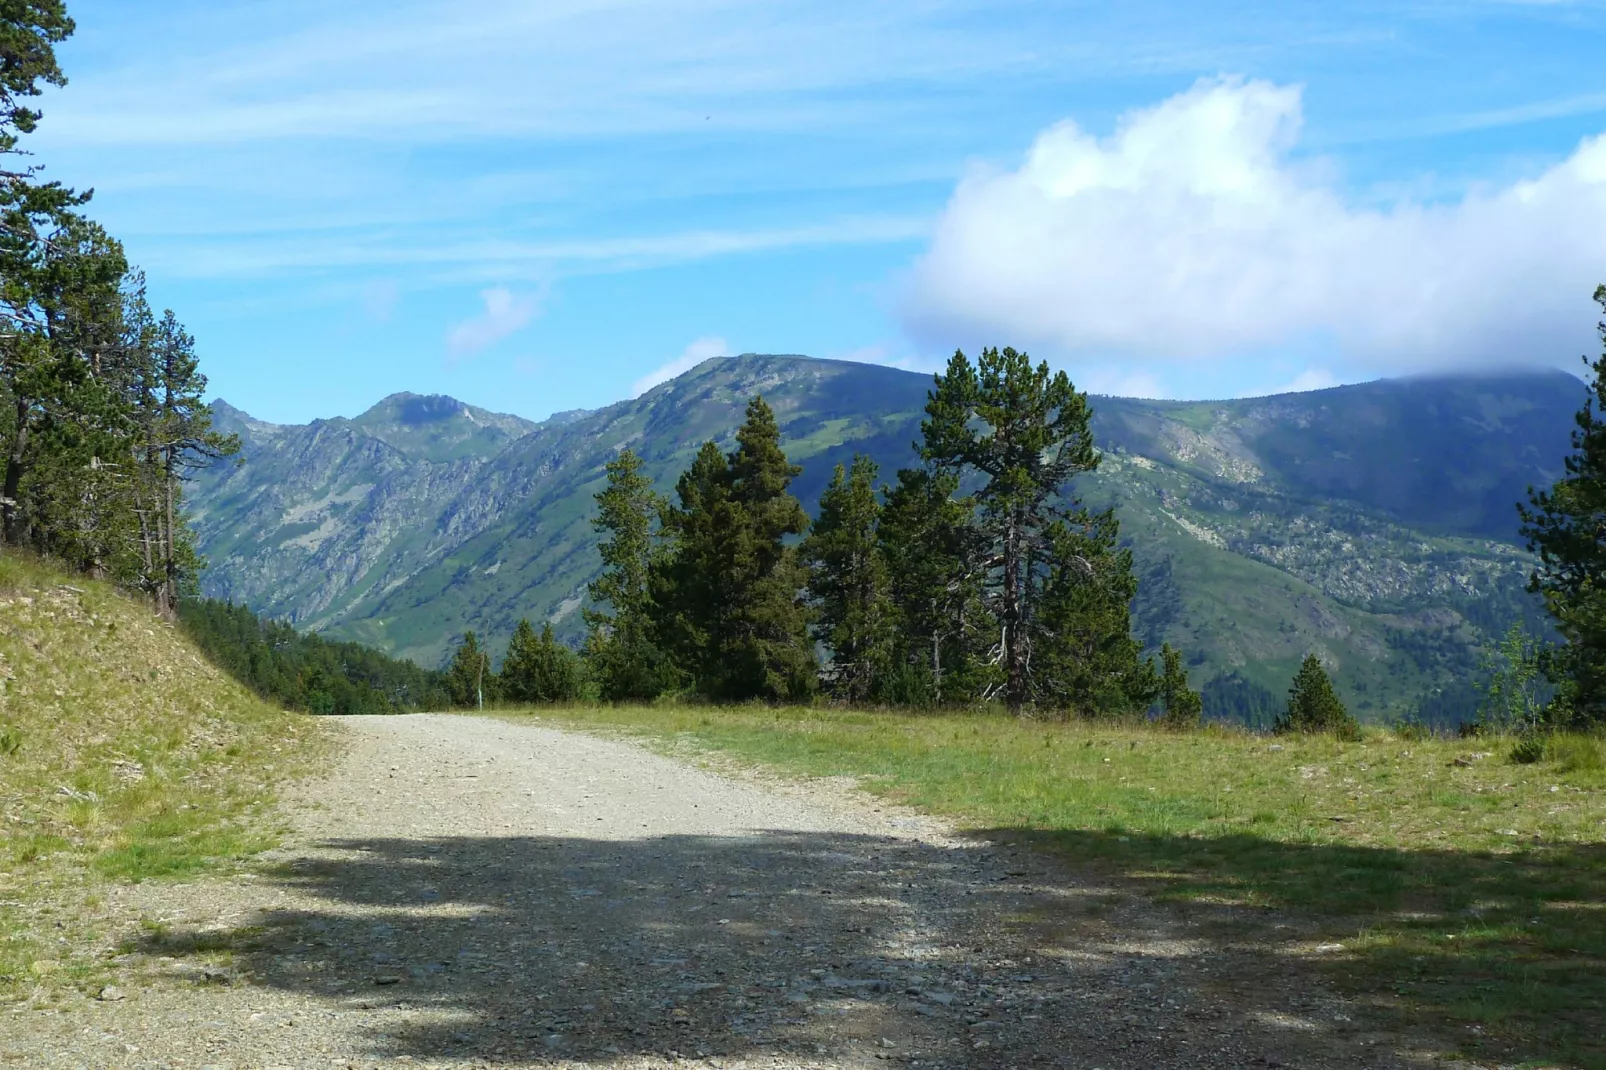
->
[190,355,1580,723]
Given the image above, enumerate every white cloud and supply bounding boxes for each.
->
[1265,368,1340,395]
[137,215,930,280]
[1080,368,1169,399]
[446,287,540,359]
[633,336,729,396]
[902,76,1606,375]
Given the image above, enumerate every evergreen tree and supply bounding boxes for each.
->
[502,618,582,703]
[2,212,123,551]
[1519,285,1606,726]
[0,1,74,164]
[138,309,237,615]
[878,466,987,704]
[920,346,1142,715]
[0,3,231,616]
[654,440,731,687]
[584,447,677,700]
[1275,654,1360,739]
[446,631,493,708]
[656,396,816,701]
[1157,643,1203,729]
[800,455,892,702]
[178,597,452,714]
[1030,512,1157,714]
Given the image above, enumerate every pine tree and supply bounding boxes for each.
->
[1519,285,1606,727]
[0,2,74,164]
[1157,643,1203,729]
[1031,512,1157,714]
[0,3,232,616]
[139,309,237,615]
[1275,654,1360,739]
[878,466,986,704]
[584,447,677,700]
[656,396,816,701]
[801,455,892,702]
[920,346,1138,715]
[446,631,492,708]
[502,618,582,703]
[654,440,732,687]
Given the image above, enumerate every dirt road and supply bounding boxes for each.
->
[4,715,1421,1069]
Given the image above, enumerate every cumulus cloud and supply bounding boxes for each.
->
[902,76,1606,374]
[633,336,729,396]
[446,286,540,360]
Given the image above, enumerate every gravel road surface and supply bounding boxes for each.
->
[2,715,1427,1069]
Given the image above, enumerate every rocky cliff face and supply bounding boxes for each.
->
[191,356,1582,724]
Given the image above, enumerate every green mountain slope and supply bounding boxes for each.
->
[191,356,1580,723]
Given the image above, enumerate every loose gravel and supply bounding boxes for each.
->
[1,714,1440,1069]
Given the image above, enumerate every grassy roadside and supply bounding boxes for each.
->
[0,553,329,1003]
[511,702,1606,1069]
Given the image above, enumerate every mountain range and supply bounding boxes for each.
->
[191,355,1584,724]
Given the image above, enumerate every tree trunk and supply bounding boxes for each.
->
[1002,508,1026,715]
[160,448,176,618]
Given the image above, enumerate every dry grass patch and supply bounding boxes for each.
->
[0,554,328,1002]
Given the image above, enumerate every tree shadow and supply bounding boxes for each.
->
[991,827,1606,1069]
[125,826,1458,1068]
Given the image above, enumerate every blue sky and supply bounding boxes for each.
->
[26,0,1606,423]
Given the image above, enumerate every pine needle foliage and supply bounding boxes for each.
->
[1276,654,1360,739]
[178,597,449,714]
[501,618,582,703]
[0,9,235,610]
[800,455,893,702]
[655,397,816,701]
[1158,643,1204,729]
[584,447,679,700]
[878,465,987,705]
[919,346,1153,716]
[446,631,494,708]
[1518,285,1606,727]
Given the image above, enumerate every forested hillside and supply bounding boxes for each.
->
[190,355,1578,724]
[178,598,451,715]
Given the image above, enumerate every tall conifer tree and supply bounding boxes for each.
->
[878,466,985,704]
[1519,286,1606,726]
[801,455,892,702]
[920,346,1146,715]
[446,631,492,708]
[585,447,676,699]
[502,618,582,703]
[657,396,816,700]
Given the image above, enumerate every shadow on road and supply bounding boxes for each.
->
[132,824,1604,1068]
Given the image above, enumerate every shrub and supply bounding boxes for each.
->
[1510,733,1547,764]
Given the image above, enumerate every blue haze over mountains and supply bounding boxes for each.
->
[191,356,1583,725]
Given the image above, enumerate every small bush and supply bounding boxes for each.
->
[1510,733,1547,764]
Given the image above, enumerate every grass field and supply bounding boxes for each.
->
[0,554,327,1002]
[514,702,1606,1069]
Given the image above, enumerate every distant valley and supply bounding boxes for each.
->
[192,355,1583,724]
